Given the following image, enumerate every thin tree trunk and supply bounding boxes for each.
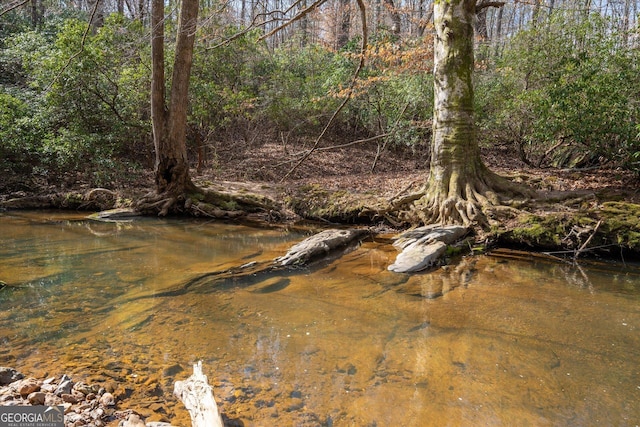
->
[337,0,351,48]
[150,0,166,158]
[475,7,488,40]
[30,0,42,27]
[622,0,630,46]
[300,0,309,46]
[383,0,401,34]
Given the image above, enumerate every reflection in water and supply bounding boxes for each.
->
[1,211,639,426]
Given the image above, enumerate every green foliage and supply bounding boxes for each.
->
[190,27,265,132]
[0,91,43,171]
[335,36,434,148]
[258,43,345,133]
[477,13,640,172]
[1,14,150,184]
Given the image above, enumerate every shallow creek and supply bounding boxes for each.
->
[1,211,639,426]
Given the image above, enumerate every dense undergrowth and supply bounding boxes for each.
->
[1,9,639,189]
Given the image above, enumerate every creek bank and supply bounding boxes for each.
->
[494,201,640,259]
[1,170,639,260]
[0,367,175,427]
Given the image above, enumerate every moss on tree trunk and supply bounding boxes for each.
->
[415,0,532,226]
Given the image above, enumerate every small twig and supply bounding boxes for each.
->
[573,219,602,260]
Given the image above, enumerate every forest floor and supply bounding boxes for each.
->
[203,138,639,202]
[2,139,640,258]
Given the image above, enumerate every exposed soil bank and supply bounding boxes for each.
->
[1,143,639,259]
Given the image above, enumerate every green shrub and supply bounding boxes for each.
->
[476,13,640,171]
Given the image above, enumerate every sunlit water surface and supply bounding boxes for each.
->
[1,211,639,426]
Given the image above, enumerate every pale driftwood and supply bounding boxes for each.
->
[388,225,468,273]
[173,361,223,427]
[275,228,368,266]
[87,208,142,222]
[388,241,448,273]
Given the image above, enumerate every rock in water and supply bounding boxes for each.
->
[0,367,23,385]
[275,229,368,266]
[392,225,468,249]
[389,241,448,273]
[388,225,468,273]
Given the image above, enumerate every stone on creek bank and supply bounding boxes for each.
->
[388,225,469,273]
[275,228,369,266]
[0,367,24,385]
[0,367,178,427]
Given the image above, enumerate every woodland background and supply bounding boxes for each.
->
[1,0,639,189]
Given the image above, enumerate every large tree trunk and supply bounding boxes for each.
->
[150,0,198,198]
[415,0,530,226]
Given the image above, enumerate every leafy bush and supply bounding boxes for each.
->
[477,13,640,171]
[1,14,150,183]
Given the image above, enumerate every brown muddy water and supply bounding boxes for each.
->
[1,211,639,426]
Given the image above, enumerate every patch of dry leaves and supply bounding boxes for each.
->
[202,139,640,204]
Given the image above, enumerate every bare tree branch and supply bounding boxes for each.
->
[259,0,326,41]
[280,0,368,181]
[0,0,30,17]
[476,1,506,11]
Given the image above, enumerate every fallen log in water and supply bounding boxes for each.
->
[115,228,370,304]
[174,361,223,427]
[388,225,469,273]
[274,228,369,266]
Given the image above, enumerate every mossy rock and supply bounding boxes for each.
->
[496,202,640,255]
[497,213,581,249]
[597,202,640,251]
[287,184,384,223]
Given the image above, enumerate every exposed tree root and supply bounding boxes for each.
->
[135,183,280,220]
[379,169,537,228]
[0,188,121,211]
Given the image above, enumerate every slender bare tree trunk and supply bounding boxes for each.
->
[475,6,488,39]
[383,0,401,34]
[337,0,351,48]
[299,0,309,46]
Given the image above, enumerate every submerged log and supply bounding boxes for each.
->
[388,225,468,273]
[173,361,223,427]
[275,228,368,266]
